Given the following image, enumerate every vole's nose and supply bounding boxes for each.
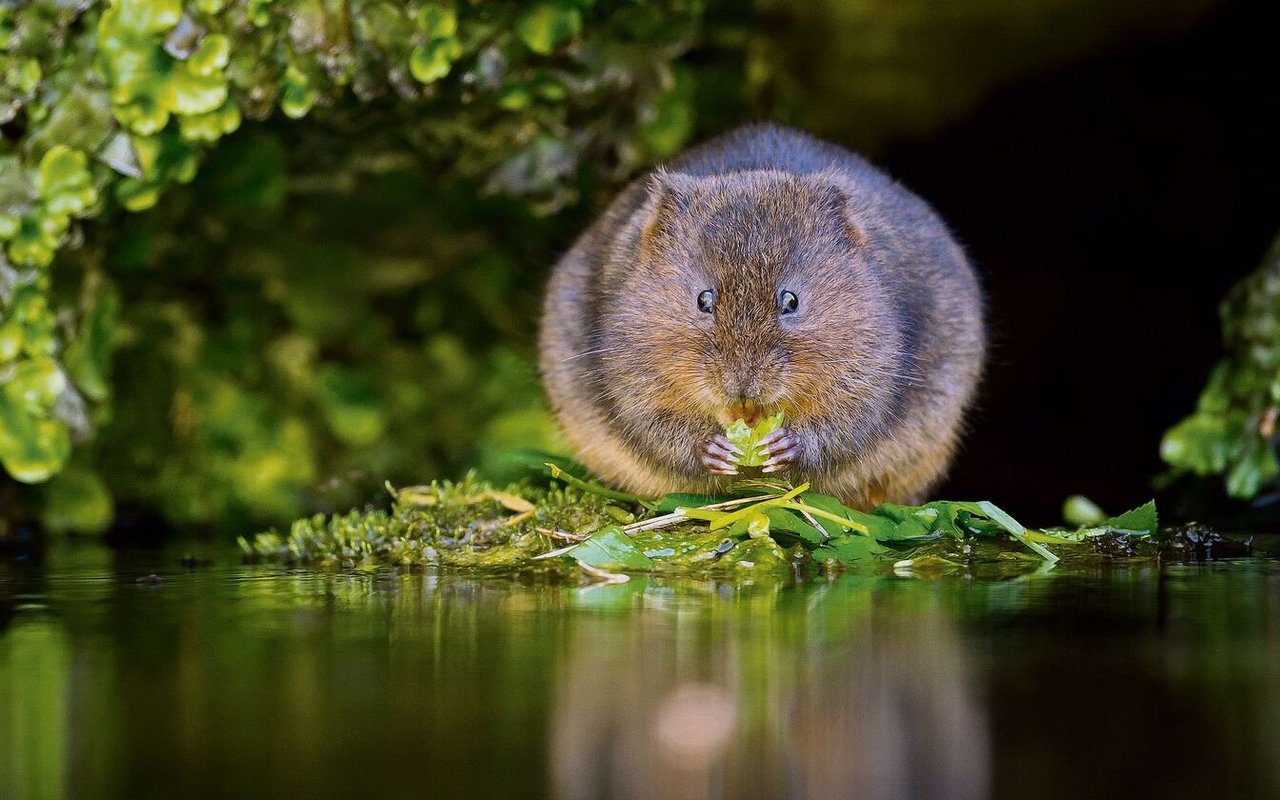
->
[730,374,764,403]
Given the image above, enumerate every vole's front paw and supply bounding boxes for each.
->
[702,434,742,475]
[759,428,801,474]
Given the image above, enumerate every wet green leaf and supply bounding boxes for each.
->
[812,533,888,564]
[976,500,1058,562]
[764,508,825,544]
[1102,500,1158,534]
[560,525,654,571]
[800,492,865,530]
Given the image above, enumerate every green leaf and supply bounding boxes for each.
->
[1227,437,1279,498]
[416,4,457,38]
[110,0,184,35]
[1036,500,1158,544]
[409,39,461,84]
[812,533,888,564]
[516,2,582,55]
[1100,499,1158,534]
[8,357,66,417]
[166,67,228,115]
[764,508,825,544]
[562,526,653,571]
[1062,494,1107,526]
[0,384,71,483]
[800,491,890,538]
[1161,411,1237,474]
[36,146,98,217]
[724,411,783,467]
[976,500,1058,563]
[280,67,316,119]
[187,34,230,77]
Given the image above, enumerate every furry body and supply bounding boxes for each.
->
[539,124,984,508]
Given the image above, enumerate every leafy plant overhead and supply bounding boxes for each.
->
[1162,234,1280,500]
[0,0,716,530]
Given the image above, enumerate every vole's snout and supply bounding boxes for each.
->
[727,373,764,404]
[716,363,789,425]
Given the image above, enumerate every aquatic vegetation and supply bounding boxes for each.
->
[240,465,1160,577]
[1162,234,1280,499]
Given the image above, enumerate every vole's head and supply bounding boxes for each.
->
[602,168,908,433]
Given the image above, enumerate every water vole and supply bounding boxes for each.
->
[539,124,984,509]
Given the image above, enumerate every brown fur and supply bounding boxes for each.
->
[539,124,985,509]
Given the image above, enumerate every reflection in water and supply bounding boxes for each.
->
[0,544,1277,799]
[550,594,988,800]
[0,621,69,800]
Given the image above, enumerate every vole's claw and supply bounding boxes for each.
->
[758,429,789,449]
[703,434,742,475]
[760,428,800,474]
[703,456,738,475]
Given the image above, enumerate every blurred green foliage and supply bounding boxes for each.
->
[1,0,737,532]
[1162,235,1280,500]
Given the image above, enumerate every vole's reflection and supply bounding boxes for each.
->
[550,587,989,800]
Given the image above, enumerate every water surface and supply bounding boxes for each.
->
[2,542,1277,799]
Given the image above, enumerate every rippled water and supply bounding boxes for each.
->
[2,541,1278,799]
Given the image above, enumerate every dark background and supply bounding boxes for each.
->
[861,0,1280,518]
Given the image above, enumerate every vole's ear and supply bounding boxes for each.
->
[809,170,867,248]
[638,168,695,244]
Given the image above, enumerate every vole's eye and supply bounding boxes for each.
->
[779,290,799,315]
[697,290,716,314]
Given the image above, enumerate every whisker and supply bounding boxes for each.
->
[808,360,926,378]
[561,345,626,363]
[791,367,929,388]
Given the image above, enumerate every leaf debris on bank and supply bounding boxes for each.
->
[240,467,1160,578]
